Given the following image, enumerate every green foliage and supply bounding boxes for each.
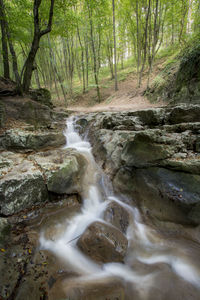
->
[0,0,200,104]
[176,34,200,85]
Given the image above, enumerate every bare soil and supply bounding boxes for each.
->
[67,64,165,113]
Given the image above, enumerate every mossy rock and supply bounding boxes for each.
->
[147,40,200,104]
[30,88,53,108]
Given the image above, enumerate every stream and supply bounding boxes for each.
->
[39,116,200,299]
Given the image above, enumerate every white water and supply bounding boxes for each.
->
[40,116,200,298]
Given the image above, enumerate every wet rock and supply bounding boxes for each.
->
[81,106,200,226]
[64,281,130,300]
[77,221,128,263]
[31,149,86,194]
[0,128,66,152]
[104,201,130,233]
[114,167,200,225]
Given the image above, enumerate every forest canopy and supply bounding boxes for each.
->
[0,0,200,103]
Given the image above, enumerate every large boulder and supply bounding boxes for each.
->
[0,97,52,128]
[0,128,66,152]
[0,149,86,215]
[121,130,176,168]
[77,221,128,263]
[30,88,53,108]
[30,149,86,195]
[0,153,48,215]
[114,167,200,225]
[167,105,200,124]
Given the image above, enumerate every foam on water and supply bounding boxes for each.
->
[39,116,200,296]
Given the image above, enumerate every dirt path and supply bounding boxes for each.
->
[67,66,165,113]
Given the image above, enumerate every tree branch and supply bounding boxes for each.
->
[40,0,55,37]
[34,0,42,34]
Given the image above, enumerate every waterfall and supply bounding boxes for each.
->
[39,116,200,298]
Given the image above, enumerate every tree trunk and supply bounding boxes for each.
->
[112,0,118,91]
[22,36,40,91]
[0,0,21,89]
[87,1,100,102]
[138,0,151,87]
[84,35,89,88]
[22,0,55,92]
[77,25,86,93]
[48,34,67,105]
[34,66,41,89]
[0,0,10,79]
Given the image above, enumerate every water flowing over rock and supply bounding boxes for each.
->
[77,221,128,263]
[78,105,200,225]
[1,110,200,300]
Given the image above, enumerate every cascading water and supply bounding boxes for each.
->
[39,116,200,299]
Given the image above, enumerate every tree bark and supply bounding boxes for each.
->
[0,0,10,79]
[77,25,86,93]
[48,35,67,104]
[112,0,118,91]
[22,0,55,92]
[86,0,101,102]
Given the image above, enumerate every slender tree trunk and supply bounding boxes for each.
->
[112,0,118,91]
[106,39,114,79]
[0,0,21,89]
[84,35,89,88]
[136,0,141,87]
[139,0,151,87]
[48,34,67,104]
[171,0,175,44]
[86,1,100,102]
[34,67,41,89]
[77,25,86,93]
[5,24,21,89]
[0,0,10,79]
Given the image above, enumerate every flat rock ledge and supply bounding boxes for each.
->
[0,149,86,216]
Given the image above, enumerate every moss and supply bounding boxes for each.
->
[176,43,200,88]
[147,38,200,104]
[30,88,53,108]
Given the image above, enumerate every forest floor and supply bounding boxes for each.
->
[66,60,166,113]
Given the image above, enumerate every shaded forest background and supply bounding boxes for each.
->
[0,0,200,106]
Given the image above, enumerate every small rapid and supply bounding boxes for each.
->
[39,116,200,299]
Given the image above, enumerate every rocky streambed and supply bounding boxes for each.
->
[0,103,200,300]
